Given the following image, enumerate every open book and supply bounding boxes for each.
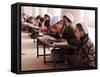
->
[53,41,68,46]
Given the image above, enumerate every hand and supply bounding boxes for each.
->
[57,39,65,42]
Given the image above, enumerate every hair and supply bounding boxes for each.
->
[40,17,44,23]
[76,23,85,32]
[44,14,48,17]
[76,23,89,40]
[36,15,41,19]
[44,14,50,19]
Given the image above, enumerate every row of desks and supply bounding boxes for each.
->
[22,22,69,69]
[22,22,40,29]
[36,35,69,69]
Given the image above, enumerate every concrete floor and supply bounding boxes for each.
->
[21,32,69,71]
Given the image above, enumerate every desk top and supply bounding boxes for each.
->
[22,22,40,29]
[37,35,68,47]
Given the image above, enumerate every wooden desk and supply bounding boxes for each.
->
[22,22,40,29]
[22,22,41,42]
[37,35,68,69]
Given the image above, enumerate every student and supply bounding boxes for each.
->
[62,12,74,26]
[21,13,27,22]
[38,17,48,32]
[26,16,34,23]
[66,23,95,68]
[29,15,41,39]
[34,15,41,26]
[38,17,44,27]
[73,23,95,67]
[50,15,80,51]
[50,13,77,45]
[62,12,76,44]
[44,14,50,28]
[49,16,80,62]
[49,16,62,39]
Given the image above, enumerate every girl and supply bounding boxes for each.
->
[74,23,95,67]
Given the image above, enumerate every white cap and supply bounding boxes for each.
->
[81,23,88,34]
[50,16,61,26]
[64,12,74,23]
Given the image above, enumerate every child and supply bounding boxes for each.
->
[74,23,95,67]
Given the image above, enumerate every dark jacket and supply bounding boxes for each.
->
[79,34,95,67]
[62,25,80,47]
[49,24,80,47]
[44,20,50,28]
[62,25,75,41]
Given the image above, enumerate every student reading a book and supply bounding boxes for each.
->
[65,23,95,68]
[50,14,80,48]
[50,13,79,45]
[73,23,95,67]
[44,14,51,28]
[49,14,80,63]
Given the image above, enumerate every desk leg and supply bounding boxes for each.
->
[37,39,39,58]
[43,43,46,64]
[54,48,56,69]
[33,31,35,42]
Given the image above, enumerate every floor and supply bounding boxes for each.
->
[21,32,68,71]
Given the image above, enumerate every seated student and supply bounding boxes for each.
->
[49,16,64,62]
[29,15,41,38]
[50,15,80,51]
[34,15,41,26]
[39,17,48,33]
[38,17,44,27]
[49,16,80,62]
[68,23,95,67]
[21,13,27,22]
[21,13,28,31]
[44,14,50,28]
[26,16,34,23]
[50,13,79,45]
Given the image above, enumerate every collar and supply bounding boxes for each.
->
[60,25,65,34]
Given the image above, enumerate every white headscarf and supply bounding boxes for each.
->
[64,12,74,23]
[81,23,88,34]
[50,16,61,26]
